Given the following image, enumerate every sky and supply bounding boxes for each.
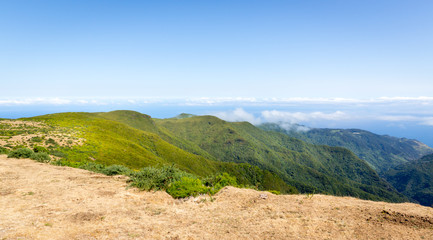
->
[2,0,433,98]
[1,1,433,145]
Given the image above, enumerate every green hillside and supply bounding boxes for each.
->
[383,154,433,206]
[156,115,407,202]
[0,111,408,202]
[259,123,433,173]
[0,112,294,194]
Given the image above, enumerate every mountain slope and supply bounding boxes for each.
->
[383,154,433,207]
[12,112,295,193]
[258,123,433,173]
[0,111,407,202]
[156,115,407,202]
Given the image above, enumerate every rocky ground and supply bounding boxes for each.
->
[1,155,433,240]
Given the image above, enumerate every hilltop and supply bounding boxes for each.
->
[1,156,432,240]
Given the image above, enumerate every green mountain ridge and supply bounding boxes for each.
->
[156,115,406,202]
[0,110,407,202]
[23,112,294,193]
[258,123,433,174]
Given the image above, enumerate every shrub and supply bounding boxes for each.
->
[8,148,34,159]
[33,145,49,153]
[0,146,9,154]
[50,150,67,158]
[30,136,43,142]
[267,190,281,195]
[102,165,131,176]
[166,177,208,198]
[45,138,57,145]
[30,152,51,162]
[128,165,194,191]
[204,172,239,194]
[51,159,83,168]
[78,162,106,173]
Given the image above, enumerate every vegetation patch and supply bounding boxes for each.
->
[30,152,51,163]
[8,148,34,159]
[167,177,208,198]
[0,146,9,154]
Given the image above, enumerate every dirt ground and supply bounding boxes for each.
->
[1,155,433,240]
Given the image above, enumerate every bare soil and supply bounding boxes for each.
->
[1,155,433,240]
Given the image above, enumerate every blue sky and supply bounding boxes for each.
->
[2,1,433,145]
[2,0,433,98]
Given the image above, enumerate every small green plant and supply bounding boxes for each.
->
[268,190,281,195]
[102,164,131,176]
[78,162,106,173]
[33,145,49,153]
[50,150,67,158]
[166,177,208,198]
[7,148,34,159]
[0,146,9,154]
[305,191,315,199]
[30,152,51,162]
[45,138,57,145]
[30,136,43,142]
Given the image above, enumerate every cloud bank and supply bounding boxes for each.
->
[1,97,433,127]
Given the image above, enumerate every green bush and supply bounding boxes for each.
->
[78,162,106,173]
[50,150,67,158]
[8,148,34,159]
[267,190,281,195]
[0,146,9,154]
[204,172,239,194]
[166,177,209,198]
[30,152,51,162]
[102,164,131,176]
[45,138,57,145]
[30,136,43,142]
[51,159,83,168]
[128,165,194,191]
[33,145,49,153]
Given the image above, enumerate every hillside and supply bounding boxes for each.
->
[0,112,293,194]
[155,115,406,202]
[0,111,406,202]
[1,156,432,240]
[383,154,433,207]
[259,123,433,173]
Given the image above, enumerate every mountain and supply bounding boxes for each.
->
[0,111,407,202]
[155,115,407,202]
[10,111,294,194]
[258,123,433,173]
[383,154,433,207]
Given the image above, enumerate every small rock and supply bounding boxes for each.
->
[259,194,268,200]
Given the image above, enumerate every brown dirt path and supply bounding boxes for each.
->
[1,155,433,240]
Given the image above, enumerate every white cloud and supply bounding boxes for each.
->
[261,110,349,123]
[0,98,72,105]
[277,122,310,132]
[214,108,262,125]
[419,118,433,126]
[376,115,420,122]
